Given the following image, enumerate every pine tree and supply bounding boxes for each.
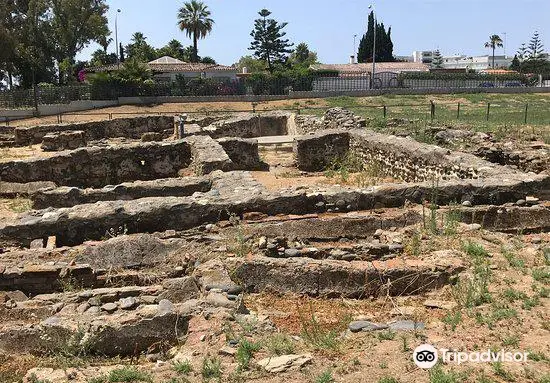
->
[357,11,394,63]
[527,31,544,59]
[249,9,293,73]
[431,50,443,69]
[509,55,520,71]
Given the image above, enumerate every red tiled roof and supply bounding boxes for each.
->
[311,62,429,73]
[88,62,236,73]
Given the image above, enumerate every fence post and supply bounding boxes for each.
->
[524,103,528,124]
[109,113,112,120]
[430,100,435,122]
[486,103,490,121]
[457,102,460,120]
[251,102,257,114]
[383,105,387,119]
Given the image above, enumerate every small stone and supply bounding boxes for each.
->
[315,201,325,209]
[78,290,93,299]
[348,321,388,333]
[258,236,267,249]
[373,229,384,238]
[205,224,215,232]
[30,239,44,249]
[119,297,137,310]
[516,199,526,206]
[101,302,118,313]
[51,302,64,313]
[284,248,300,258]
[158,299,173,315]
[258,354,313,373]
[462,200,473,207]
[45,236,56,249]
[531,237,542,244]
[227,294,238,301]
[4,300,16,309]
[423,300,458,310]
[87,297,101,306]
[140,295,157,304]
[526,196,539,205]
[200,334,207,342]
[219,346,237,356]
[388,320,425,331]
[335,200,346,209]
[76,303,90,314]
[85,306,101,315]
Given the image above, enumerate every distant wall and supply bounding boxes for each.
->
[14,115,174,146]
[0,100,118,121]
[0,140,192,188]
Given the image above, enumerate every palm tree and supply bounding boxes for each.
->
[484,35,504,69]
[177,0,214,62]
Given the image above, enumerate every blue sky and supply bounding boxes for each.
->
[78,0,550,65]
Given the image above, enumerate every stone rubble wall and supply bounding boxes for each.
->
[202,111,291,138]
[31,176,212,209]
[0,264,95,295]
[14,116,175,146]
[40,130,87,152]
[184,135,232,175]
[0,181,57,198]
[2,170,548,247]
[323,107,367,130]
[349,129,511,182]
[217,137,269,171]
[0,140,192,188]
[293,115,325,135]
[293,130,350,172]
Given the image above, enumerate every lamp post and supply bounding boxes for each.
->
[115,9,121,65]
[502,32,507,57]
[369,4,376,88]
[353,34,357,62]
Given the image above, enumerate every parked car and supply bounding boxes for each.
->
[504,81,524,87]
[478,82,495,88]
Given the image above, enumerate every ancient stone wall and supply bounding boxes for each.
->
[31,177,212,209]
[14,116,175,146]
[0,140,192,188]
[203,112,291,138]
[41,130,87,151]
[293,130,351,171]
[217,137,268,171]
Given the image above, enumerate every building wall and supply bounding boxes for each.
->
[154,71,238,82]
[441,55,512,70]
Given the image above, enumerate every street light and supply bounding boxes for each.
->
[353,34,357,63]
[502,31,507,57]
[115,9,121,65]
[368,4,376,88]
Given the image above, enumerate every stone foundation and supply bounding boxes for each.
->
[31,177,212,209]
[41,130,87,151]
[201,111,291,138]
[293,130,350,171]
[217,137,269,170]
[0,140,192,188]
[14,116,175,146]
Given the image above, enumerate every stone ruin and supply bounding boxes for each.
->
[0,108,548,379]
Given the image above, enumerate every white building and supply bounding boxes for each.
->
[441,55,512,70]
[412,50,436,64]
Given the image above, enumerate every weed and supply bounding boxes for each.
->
[105,367,152,382]
[522,296,541,310]
[27,375,52,383]
[201,355,222,382]
[264,333,295,356]
[443,204,462,236]
[378,378,400,383]
[6,197,32,213]
[502,288,527,302]
[532,268,550,284]
[542,247,550,265]
[423,178,440,234]
[315,370,335,383]
[377,330,396,341]
[235,338,261,371]
[406,230,422,257]
[501,247,525,269]
[428,365,464,383]
[463,241,489,259]
[228,214,251,257]
[379,362,388,369]
[400,335,410,352]
[492,362,515,382]
[528,350,548,362]
[442,312,462,331]
[174,360,193,375]
[300,312,341,351]
[324,152,363,184]
[501,335,520,348]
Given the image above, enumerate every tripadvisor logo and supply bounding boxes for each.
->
[413,344,529,369]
